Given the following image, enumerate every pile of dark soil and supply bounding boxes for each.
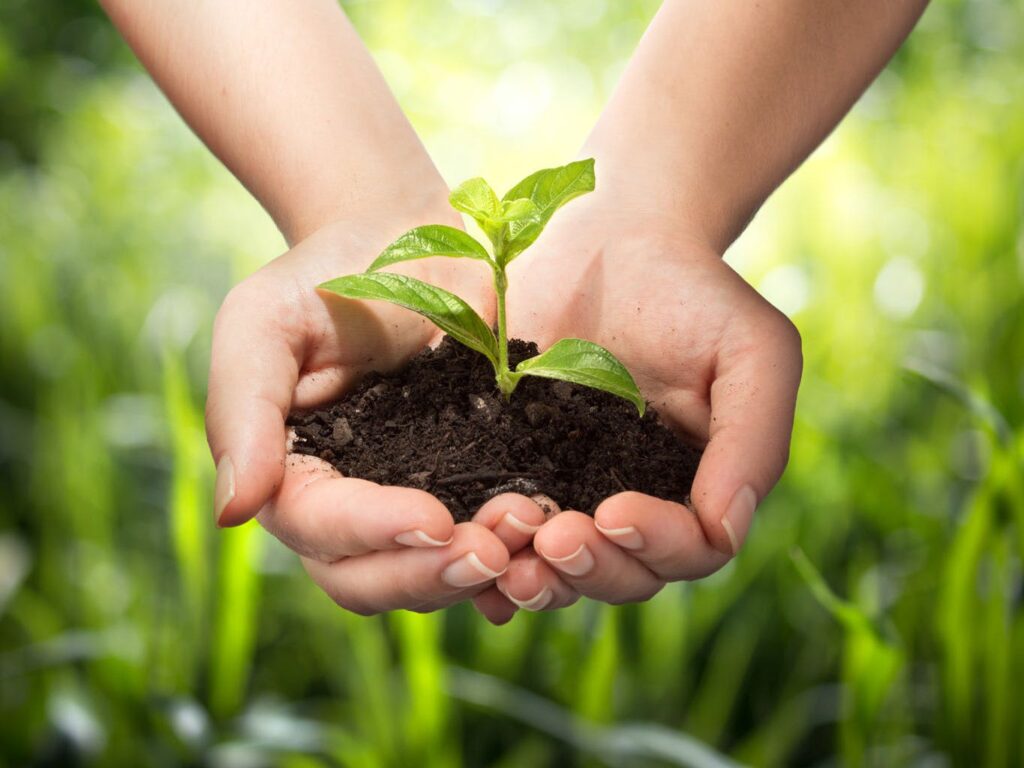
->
[289,337,701,523]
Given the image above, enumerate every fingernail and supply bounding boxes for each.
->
[442,552,505,588]
[542,543,594,577]
[395,529,454,547]
[502,512,541,535]
[214,455,235,526]
[508,586,553,612]
[721,484,758,555]
[595,523,644,550]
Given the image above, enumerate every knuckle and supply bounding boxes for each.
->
[323,585,364,618]
[768,311,803,360]
[604,593,631,606]
[324,586,375,616]
[216,281,257,326]
[215,274,301,341]
[781,318,803,365]
[311,569,376,615]
[559,592,582,609]
[679,559,729,582]
[653,550,717,583]
[345,602,377,617]
[606,581,664,605]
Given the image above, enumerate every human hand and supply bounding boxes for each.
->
[483,194,801,612]
[206,214,541,616]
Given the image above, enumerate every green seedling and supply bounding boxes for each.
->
[319,159,645,414]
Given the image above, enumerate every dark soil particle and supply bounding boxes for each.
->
[288,337,702,523]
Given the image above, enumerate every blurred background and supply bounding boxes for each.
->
[1,0,1022,766]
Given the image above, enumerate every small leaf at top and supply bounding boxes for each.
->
[500,158,596,263]
[515,338,645,415]
[366,225,491,272]
[449,177,500,222]
[318,273,499,367]
[499,199,541,244]
[500,198,539,222]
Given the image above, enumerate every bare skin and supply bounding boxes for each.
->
[101,0,534,616]
[208,217,539,614]
[478,0,928,616]
[480,199,801,613]
[103,0,929,621]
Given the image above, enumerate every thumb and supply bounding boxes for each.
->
[690,317,802,555]
[205,287,301,527]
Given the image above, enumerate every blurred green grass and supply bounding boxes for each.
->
[1,1,1022,766]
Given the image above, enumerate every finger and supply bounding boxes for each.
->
[594,492,730,581]
[206,282,302,527]
[530,493,562,519]
[496,549,579,612]
[691,313,802,555]
[533,511,663,605]
[302,522,509,616]
[472,493,546,554]
[471,586,519,625]
[292,365,354,410]
[257,454,455,560]
[291,290,432,409]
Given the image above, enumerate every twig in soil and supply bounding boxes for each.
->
[454,439,479,457]
[436,470,536,487]
[429,447,443,475]
[609,468,629,492]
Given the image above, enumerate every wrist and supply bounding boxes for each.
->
[548,169,726,260]
[286,180,492,317]
[279,160,461,246]
[577,140,742,257]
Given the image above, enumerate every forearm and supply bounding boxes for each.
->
[584,0,928,252]
[102,0,448,244]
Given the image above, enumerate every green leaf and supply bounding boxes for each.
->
[449,178,506,245]
[449,177,500,221]
[789,548,905,728]
[366,225,491,272]
[516,338,645,415]
[500,198,539,222]
[318,273,499,366]
[500,158,596,262]
[500,198,541,243]
[449,180,543,251]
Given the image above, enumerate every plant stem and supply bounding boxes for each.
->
[493,266,516,399]
[490,232,517,399]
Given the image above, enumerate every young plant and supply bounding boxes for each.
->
[318,159,645,414]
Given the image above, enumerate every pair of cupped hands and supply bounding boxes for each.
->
[206,177,802,625]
